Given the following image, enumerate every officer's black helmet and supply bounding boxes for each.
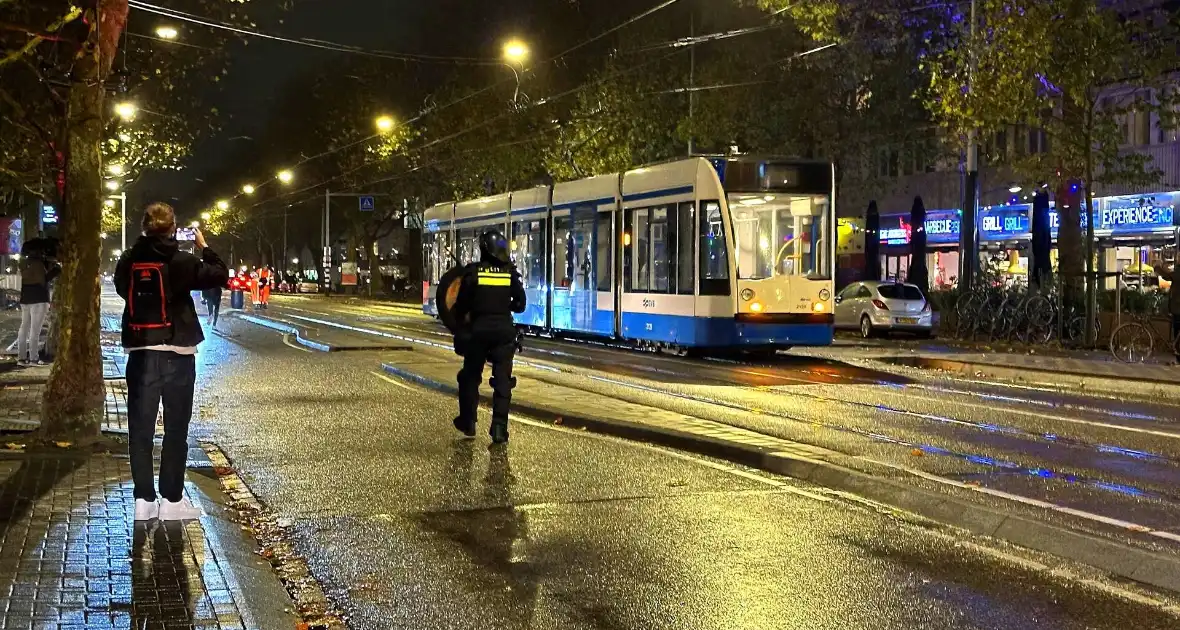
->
[479,229,511,265]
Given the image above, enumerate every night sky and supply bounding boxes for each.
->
[138,0,621,204]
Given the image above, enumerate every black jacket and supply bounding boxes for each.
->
[19,257,60,305]
[452,256,526,341]
[115,236,229,349]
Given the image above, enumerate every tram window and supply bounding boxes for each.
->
[511,219,546,290]
[730,194,832,279]
[699,200,731,296]
[631,208,650,292]
[422,233,435,283]
[596,211,612,292]
[456,228,480,266]
[429,231,451,282]
[677,202,695,295]
[555,215,573,288]
[627,206,674,294]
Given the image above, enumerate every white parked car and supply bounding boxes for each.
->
[297,281,320,294]
[835,281,933,338]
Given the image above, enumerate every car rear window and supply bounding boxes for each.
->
[877,284,924,300]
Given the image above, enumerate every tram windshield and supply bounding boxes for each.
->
[728,193,832,280]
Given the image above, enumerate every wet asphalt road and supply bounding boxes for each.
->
[188,306,1180,629]
[261,297,1180,540]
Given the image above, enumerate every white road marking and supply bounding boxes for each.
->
[369,371,416,391]
[281,333,313,353]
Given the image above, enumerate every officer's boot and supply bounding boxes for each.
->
[488,375,515,444]
[489,422,509,445]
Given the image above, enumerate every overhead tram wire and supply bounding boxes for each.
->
[241,50,685,216]
[126,0,503,65]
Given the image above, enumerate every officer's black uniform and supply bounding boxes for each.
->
[451,230,526,443]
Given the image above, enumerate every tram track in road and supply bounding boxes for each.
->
[259,300,1180,544]
[271,302,1180,482]
[270,301,1180,445]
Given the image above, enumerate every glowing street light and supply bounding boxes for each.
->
[375,115,396,134]
[277,170,294,185]
[503,39,529,65]
[112,249,122,258]
[1008,185,1023,193]
[241,184,256,195]
[292,258,299,265]
[107,163,125,176]
[103,199,116,208]
[114,102,137,121]
[501,39,530,104]
[201,212,213,221]
[216,199,230,211]
[105,180,120,191]
[155,25,179,40]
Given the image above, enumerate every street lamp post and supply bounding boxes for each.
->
[959,0,980,292]
[502,39,529,104]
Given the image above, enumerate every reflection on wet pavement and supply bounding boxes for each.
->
[0,451,248,629]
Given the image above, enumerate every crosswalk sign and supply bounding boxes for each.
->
[359,196,375,212]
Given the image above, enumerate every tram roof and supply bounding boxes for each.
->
[552,174,618,208]
[454,193,510,221]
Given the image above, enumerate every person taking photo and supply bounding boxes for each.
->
[115,203,229,521]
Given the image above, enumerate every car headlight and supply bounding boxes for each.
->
[740,288,755,302]
[818,288,831,301]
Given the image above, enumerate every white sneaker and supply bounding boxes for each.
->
[158,498,202,521]
[134,499,159,521]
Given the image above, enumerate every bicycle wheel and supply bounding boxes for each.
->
[1024,295,1055,328]
[1110,322,1155,363]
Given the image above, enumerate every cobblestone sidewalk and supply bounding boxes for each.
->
[0,381,133,434]
[0,452,253,629]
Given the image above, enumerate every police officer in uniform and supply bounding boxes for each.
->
[452,230,526,443]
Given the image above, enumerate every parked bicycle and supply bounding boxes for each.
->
[1109,292,1176,363]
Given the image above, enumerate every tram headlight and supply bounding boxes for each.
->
[818,288,831,301]
[750,301,764,313]
[740,288,755,302]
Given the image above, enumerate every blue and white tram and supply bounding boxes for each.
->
[420,156,836,351]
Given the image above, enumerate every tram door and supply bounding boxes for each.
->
[559,207,598,333]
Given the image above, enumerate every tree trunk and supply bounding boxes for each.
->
[40,0,129,442]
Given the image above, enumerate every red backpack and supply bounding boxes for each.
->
[128,261,173,342]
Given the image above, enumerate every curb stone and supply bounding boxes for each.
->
[235,312,411,353]
[380,361,1180,595]
[201,443,348,630]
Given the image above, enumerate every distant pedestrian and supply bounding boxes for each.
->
[451,230,526,444]
[202,284,223,327]
[116,203,229,521]
[15,249,60,366]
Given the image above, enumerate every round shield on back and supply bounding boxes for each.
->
[436,265,467,334]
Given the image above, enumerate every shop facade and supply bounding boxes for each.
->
[872,190,1179,289]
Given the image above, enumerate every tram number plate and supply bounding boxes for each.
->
[642,299,656,308]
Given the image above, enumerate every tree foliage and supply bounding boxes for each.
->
[927,0,1180,309]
